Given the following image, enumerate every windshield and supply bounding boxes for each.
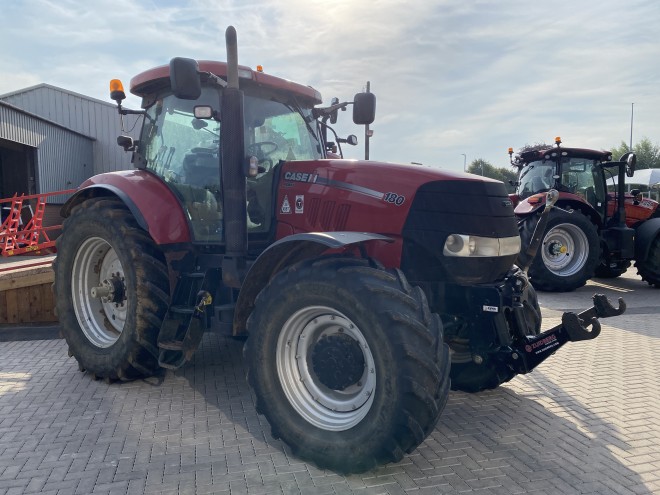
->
[244,95,321,168]
[516,160,555,199]
[516,157,605,211]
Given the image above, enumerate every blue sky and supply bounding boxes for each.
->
[1,0,659,172]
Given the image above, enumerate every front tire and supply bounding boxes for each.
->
[518,210,599,291]
[245,256,450,473]
[53,198,169,380]
[636,232,660,288]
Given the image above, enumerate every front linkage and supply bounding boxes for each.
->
[505,293,625,374]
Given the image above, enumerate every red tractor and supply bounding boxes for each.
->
[53,29,624,473]
[509,138,660,291]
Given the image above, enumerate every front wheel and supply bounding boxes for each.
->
[53,198,170,380]
[518,210,600,292]
[244,256,450,473]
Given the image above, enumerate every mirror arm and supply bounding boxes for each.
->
[200,71,228,88]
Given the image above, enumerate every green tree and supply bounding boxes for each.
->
[467,159,518,193]
[610,137,660,170]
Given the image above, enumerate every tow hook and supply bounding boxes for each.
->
[510,294,625,373]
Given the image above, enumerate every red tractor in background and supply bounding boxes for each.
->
[509,137,660,291]
[53,28,624,473]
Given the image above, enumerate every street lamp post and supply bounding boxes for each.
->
[461,153,466,172]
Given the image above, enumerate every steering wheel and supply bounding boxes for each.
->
[247,141,278,173]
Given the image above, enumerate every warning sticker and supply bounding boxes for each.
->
[295,195,304,214]
[281,196,291,214]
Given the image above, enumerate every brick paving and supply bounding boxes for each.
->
[1,285,658,494]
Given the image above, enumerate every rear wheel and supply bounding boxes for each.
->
[518,210,599,291]
[245,256,450,473]
[636,232,660,287]
[53,198,169,380]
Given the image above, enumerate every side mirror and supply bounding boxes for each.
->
[169,57,202,100]
[353,92,376,125]
[346,134,358,146]
[330,97,339,124]
[117,135,136,151]
[620,152,636,177]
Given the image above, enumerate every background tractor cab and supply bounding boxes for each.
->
[510,137,660,291]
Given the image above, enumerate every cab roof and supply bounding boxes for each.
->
[519,146,612,164]
[130,60,322,106]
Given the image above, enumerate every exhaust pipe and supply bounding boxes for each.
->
[221,25,247,287]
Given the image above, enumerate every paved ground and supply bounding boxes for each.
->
[0,269,658,494]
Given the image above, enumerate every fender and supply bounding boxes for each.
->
[514,194,602,226]
[232,232,393,335]
[60,170,191,245]
[634,217,660,262]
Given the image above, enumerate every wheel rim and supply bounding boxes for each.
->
[541,223,590,276]
[71,237,127,348]
[276,306,376,431]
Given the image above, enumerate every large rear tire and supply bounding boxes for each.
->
[53,198,169,380]
[518,210,599,292]
[636,232,660,288]
[244,256,451,474]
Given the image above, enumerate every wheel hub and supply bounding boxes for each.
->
[311,333,365,390]
[548,241,568,257]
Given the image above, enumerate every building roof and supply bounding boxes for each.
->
[0,99,94,140]
[0,83,115,109]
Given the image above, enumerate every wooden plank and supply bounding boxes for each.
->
[4,289,19,324]
[0,267,54,291]
[16,288,31,323]
[0,290,7,323]
[42,284,56,322]
[28,284,43,322]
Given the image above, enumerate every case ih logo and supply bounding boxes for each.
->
[284,171,318,183]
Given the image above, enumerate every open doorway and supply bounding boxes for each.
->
[0,138,37,224]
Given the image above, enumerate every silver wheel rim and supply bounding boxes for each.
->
[276,306,376,431]
[71,237,127,348]
[541,223,590,276]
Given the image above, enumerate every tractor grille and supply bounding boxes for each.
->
[402,180,518,284]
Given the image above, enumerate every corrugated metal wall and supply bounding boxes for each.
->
[1,85,140,175]
[0,102,93,202]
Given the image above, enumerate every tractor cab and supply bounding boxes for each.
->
[511,138,612,224]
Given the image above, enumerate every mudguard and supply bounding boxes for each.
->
[232,232,393,335]
[60,170,191,245]
[635,217,660,262]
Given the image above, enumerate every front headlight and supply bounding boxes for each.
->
[443,234,520,257]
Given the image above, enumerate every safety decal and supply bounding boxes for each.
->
[482,305,499,313]
[295,195,304,214]
[281,196,291,214]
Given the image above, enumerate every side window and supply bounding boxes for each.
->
[139,89,223,243]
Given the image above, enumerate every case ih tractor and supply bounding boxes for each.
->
[53,28,624,473]
[509,138,660,291]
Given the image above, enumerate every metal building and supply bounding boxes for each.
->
[0,84,140,200]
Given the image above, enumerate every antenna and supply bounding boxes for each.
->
[629,103,634,152]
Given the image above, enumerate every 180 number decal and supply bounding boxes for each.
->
[383,192,405,205]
